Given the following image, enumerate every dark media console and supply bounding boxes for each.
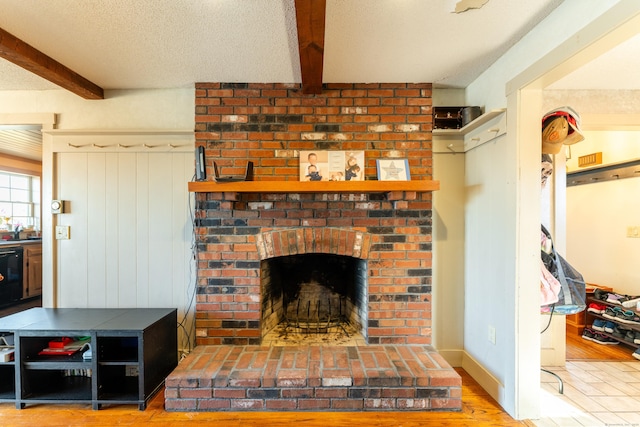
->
[0,307,177,410]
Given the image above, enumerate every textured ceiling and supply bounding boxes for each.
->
[0,0,638,161]
[0,0,566,91]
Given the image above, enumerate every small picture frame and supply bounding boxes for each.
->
[299,150,365,182]
[376,159,411,181]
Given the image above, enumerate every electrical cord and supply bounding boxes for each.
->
[540,304,556,334]
[176,172,198,357]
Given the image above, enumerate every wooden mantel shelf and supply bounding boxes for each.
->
[188,180,439,193]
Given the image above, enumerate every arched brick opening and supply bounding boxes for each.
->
[257,228,370,344]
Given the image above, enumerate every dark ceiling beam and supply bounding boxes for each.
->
[0,27,104,100]
[294,0,327,95]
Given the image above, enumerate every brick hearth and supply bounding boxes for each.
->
[165,345,461,411]
[167,82,461,412]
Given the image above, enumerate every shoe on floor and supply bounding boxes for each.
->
[606,293,625,305]
[616,309,640,325]
[593,289,609,301]
[611,326,628,340]
[621,296,640,308]
[603,321,617,333]
[587,302,607,314]
[592,332,619,345]
[624,330,636,343]
[592,319,607,332]
[634,348,640,361]
[603,306,622,321]
[582,328,596,341]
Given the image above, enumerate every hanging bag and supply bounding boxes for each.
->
[540,225,586,315]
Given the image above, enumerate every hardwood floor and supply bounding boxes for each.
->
[0,302,634,426]
[566,327,637,361]
[0,367,527,426]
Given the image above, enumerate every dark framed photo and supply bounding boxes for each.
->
[376,159,411,181]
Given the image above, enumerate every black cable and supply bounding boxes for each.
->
[540,303,556,334]
[176,172,199,357]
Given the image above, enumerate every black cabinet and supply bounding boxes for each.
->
[0,308,177,410]
[0,247,23,306]
[433,106,463,130]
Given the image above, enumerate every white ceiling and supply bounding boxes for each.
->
[0,0,567,90]
[0,0,638,161]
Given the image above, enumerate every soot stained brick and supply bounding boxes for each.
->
[368,227,395,234]
[408,269,432,277]
[221,83,248,88]
[195,219,221,227]
[235,227,261,235]
[369,210,394,218]
[370,243,394,251]
[314,124,340,132]
[407,286,431,294]
[205,279,235,288]
[207,123,236,132]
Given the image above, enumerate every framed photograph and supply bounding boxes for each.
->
[299,150,365,182]
[376,159,411,181]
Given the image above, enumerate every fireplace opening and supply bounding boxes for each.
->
[260,253,367,346]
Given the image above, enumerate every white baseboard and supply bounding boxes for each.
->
[461,351,505,409]
[436,349,464,367]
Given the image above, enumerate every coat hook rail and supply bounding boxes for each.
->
[68,143,81,148]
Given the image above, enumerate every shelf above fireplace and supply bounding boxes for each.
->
[188,180,439,193]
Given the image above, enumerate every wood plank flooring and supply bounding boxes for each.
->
[0,300,634,426]
[0,367,526,426]
[566,327,637,361]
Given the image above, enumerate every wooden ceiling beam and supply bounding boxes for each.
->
[294,0,326,95]
[0,27,104,100]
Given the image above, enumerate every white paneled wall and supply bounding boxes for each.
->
[53,145,195,352]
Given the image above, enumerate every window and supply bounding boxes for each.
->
[0,171,40,230]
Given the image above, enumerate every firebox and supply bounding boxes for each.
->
[260,253,367,345]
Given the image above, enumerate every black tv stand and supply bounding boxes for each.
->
[0,308,177,410]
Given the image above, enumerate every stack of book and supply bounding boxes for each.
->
[38,337,91,357]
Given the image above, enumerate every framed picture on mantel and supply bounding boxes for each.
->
[376,159,411,181]
[299,150,365,182]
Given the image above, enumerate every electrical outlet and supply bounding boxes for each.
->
[488,325,496,345]
[55,225,70,240]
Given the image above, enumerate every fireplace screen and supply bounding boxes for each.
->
[260,253,367,345]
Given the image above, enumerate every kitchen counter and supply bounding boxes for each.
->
[0,239,41,246]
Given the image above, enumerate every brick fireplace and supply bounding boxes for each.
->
[164,82,461,411]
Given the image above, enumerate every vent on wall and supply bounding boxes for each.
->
[567,158,640,187]
[578,152,602,168]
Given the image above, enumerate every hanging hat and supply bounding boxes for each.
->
[541,106,585,154]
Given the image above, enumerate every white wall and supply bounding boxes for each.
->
[0,88,193,128]
[432,139,465,363]
[0,88,197,353]
[566,130,640,295]
[463,0,639,420]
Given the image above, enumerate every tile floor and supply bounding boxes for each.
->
[534,360,640,426]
